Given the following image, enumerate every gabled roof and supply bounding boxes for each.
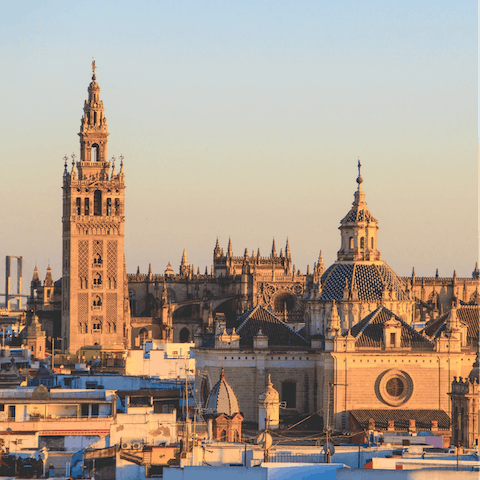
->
[234,305,309,348]
[346,305,434,349]
[350,409,450,431]
[319,263,409,302]
[423,304,479,347]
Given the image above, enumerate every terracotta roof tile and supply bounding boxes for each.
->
[350,409,450,430]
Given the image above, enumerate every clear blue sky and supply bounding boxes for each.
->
[0,1,477,292]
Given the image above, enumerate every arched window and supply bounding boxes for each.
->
[360,237,365,249]
[371,237,374,249]
[106,198,112,216]
[349,237,354,250]
[91,143,99,161]
[93,253,102,265]
[84,198,90,216]
[94,190,102,216]
[76,198,81,215]
[179,328,190,343]
[220,430,227,442]
[93,273,102,285]
[93,296,102,306]
[115,199,121,215]
[92,320,102,332]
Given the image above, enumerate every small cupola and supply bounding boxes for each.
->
[337,159,381,262]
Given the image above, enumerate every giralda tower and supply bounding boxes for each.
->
[61,62,130,353]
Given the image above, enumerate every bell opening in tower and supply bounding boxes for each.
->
[91,144,99,162]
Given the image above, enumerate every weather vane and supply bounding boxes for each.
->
[92,57,96,77]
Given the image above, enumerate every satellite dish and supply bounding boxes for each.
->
[256,432,272,450]
[322,442,335,456]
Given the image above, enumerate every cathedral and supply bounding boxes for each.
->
[24,65,478,443]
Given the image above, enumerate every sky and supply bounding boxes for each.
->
[0,1,477,296]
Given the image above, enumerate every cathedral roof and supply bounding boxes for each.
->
[350,409,450,431]
[423,304,479,347]
[347,305,434,349]
[234,305,309,348]
[319,263,409,302]
[205,369,240,416]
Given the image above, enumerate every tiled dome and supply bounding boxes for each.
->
[205,369,240,416]
[319,262,409,302]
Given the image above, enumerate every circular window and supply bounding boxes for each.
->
[376,369,413,407]
[386,378,404,397]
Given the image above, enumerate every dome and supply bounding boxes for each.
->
[319,262,409,303]
[258,375,279,404]
[205,369,240,416]
[468,353,479,382]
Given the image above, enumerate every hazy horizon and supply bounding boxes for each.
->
[0,1,478,296]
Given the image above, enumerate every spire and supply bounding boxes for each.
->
[32,266,40,284]
[44,265,54,287]
[63,155,69,177]
[316,250,325,277]
[356,155,363,189]
[285,238,291,258]
[111,157,116,178]
[271,238,277,258]
[227,237,233,257]
[473,262,479,279]
[136,266,140,275]
[214,237,221,257]
[71,155,77,180]
[435,268,439,278]
[180,249,188,275]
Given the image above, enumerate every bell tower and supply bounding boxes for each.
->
[61,61,130,353]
